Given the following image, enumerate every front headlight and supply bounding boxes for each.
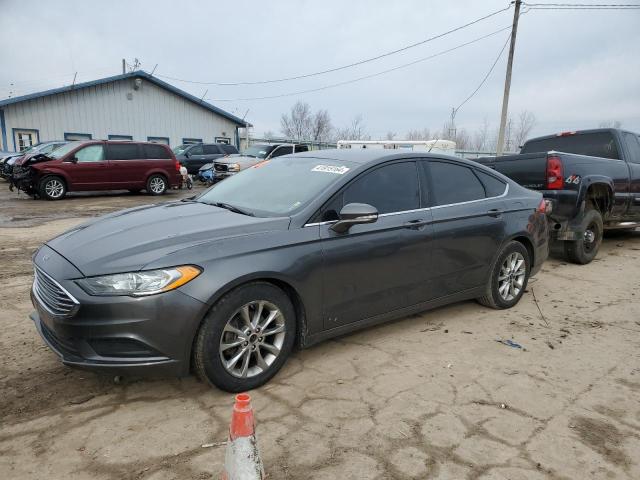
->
[228,163,240,172]
[76,265,201,296]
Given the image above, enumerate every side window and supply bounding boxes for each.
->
[189,145,204,155]
[271,146,293,158]
[143,144,171,159]
[475,170,507,197]
[429,161,485,205]
[75,145,105,163]
[203,144,221,154]
[107,143,140,160]
[221,144,238,154]
[622,132,640,164]
[344,162,419,214]
[295,145,309,153]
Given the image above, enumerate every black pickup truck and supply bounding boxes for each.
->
[477,128,640,264]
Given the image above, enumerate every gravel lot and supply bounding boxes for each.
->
[1,186,639,480]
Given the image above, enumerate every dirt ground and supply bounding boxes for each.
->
[0,185,639,480]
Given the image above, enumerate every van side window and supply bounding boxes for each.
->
[429,162,485,205]
[221,144,238,154]
[107,144,140,160]
[189,145,204,155]
[75,145,105,163]
[144,144,171,159]
[203,145,221,154]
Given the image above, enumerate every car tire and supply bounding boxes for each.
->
[146,174,167,195]
[193,282,296,392]
[39,175,67,200]
[477,241,530,309]
[564,206,603,264]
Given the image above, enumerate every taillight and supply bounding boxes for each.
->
[546,155,563,189]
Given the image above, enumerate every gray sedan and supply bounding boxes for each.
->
[30,150,549,392]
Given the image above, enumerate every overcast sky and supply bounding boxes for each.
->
[1,0,638,140]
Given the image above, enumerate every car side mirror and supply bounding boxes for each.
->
[67,156,78,163]
[330,203,378,234]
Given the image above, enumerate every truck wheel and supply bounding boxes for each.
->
[564,207,603,264]
[477,241,530,309]
[39,175,67,200]
[146,174,167,195]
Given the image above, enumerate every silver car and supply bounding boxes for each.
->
[213,143,309,180]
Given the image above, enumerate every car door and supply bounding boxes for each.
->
[184,144,206,172]
[425,160,507,298]
[318,160,434,329]
[620,132,640,218]
[64,144,110,190]
[106,143,144,187]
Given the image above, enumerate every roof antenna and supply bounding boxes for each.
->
[71,72,77,89]
[150,64,158,76]
[200,89,208,102]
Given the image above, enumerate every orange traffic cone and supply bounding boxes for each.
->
[221,393,265,480]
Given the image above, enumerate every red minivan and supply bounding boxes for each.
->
[14,140,182,200]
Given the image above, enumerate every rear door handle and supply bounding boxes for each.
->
[403,219,429,229]
[487,209,503,217]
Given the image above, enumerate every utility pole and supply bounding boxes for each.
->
[496,0,521,156]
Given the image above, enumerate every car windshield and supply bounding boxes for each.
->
[172,144,192,155]
[47,142,84,159]
[196,156,356,217]
[242,144,274,159]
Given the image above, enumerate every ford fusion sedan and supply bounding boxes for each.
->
[30,150,549,392]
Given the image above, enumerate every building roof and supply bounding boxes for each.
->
[0,71,249,127]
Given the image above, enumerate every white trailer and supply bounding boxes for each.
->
[336,139,456,155]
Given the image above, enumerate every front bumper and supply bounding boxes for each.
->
[30,249,209,377]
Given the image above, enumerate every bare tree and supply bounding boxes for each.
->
[405,128,431,140]
[385,131,396,141]
[514,110,537,149]
[335,115,370,141]
[263,130,275,140]
[310,109,333,142]
[280,101,312,140]
[599,120,623,128]
[472,117,490,151]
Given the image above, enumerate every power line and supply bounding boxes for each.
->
[209,26,512,102]
[156,4,513,86]
[454,33,512,115]
[524,2,640,8]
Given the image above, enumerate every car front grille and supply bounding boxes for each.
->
[33,267,79,317]
[214,163,228,172]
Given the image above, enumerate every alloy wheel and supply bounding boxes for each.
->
[498,252,526,301]
[150,177,165,193]
[219,300,286,378]
[45,179,64,198]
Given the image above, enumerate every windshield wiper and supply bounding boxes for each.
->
[210,202,254,216]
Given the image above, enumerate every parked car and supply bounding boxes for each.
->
[173,143,239,175]
[212,143,309,181]
[11,140,181,200]
[477,128,640,264]
[1,141,67,179]
[30,150,548,391]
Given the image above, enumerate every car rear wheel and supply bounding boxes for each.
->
[39,175,67,200]
[477,241,530,309]
[146,174,167,195]
[193,282,296,392]
[564,207,603,264]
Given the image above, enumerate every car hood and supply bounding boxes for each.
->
[215,155,257,164]
[45,201,291,277]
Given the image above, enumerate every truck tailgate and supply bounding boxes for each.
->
[476,153,548,190]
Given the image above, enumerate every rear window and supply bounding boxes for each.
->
[521,132,620,159]
[144,144,171,159]
[107,144,140,160]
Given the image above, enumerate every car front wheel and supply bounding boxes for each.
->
[477,241,530,309]
[193,282,296,392]
[39,175,67,200]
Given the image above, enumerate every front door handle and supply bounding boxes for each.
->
[487,209,503,217]
[403,219,429,229]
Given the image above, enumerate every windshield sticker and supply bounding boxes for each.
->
[311,165,350,174]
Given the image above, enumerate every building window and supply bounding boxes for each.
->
[147,136,170,145]
[64,132,92,141]
[108,134,133,141]
[182,138,203,144]
[215,137,231,144]
[13,129,39,151]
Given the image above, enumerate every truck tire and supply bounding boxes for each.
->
[564,207,603,264]
[39,175,67,200]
